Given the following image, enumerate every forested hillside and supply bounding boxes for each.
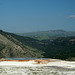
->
[43,37,75,60]
[0,30,75,60]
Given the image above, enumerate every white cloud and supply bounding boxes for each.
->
[69,15,75,18]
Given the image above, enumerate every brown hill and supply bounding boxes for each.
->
[0,30,44,58]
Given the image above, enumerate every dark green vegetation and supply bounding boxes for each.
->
[43,37,75,60]
[0,30,75,60]
[16,30,75,40]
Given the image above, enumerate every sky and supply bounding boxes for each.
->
[0,0,75,33]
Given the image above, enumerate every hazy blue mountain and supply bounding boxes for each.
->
[16,30,75,40]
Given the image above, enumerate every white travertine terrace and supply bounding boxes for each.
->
[0,59,75,68]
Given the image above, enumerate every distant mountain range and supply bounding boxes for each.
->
[0,30,75,60]
[16,30,75,40]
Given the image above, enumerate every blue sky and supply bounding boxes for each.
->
[0,0,75,32]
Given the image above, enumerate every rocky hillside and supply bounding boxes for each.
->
[0,30,44,58]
